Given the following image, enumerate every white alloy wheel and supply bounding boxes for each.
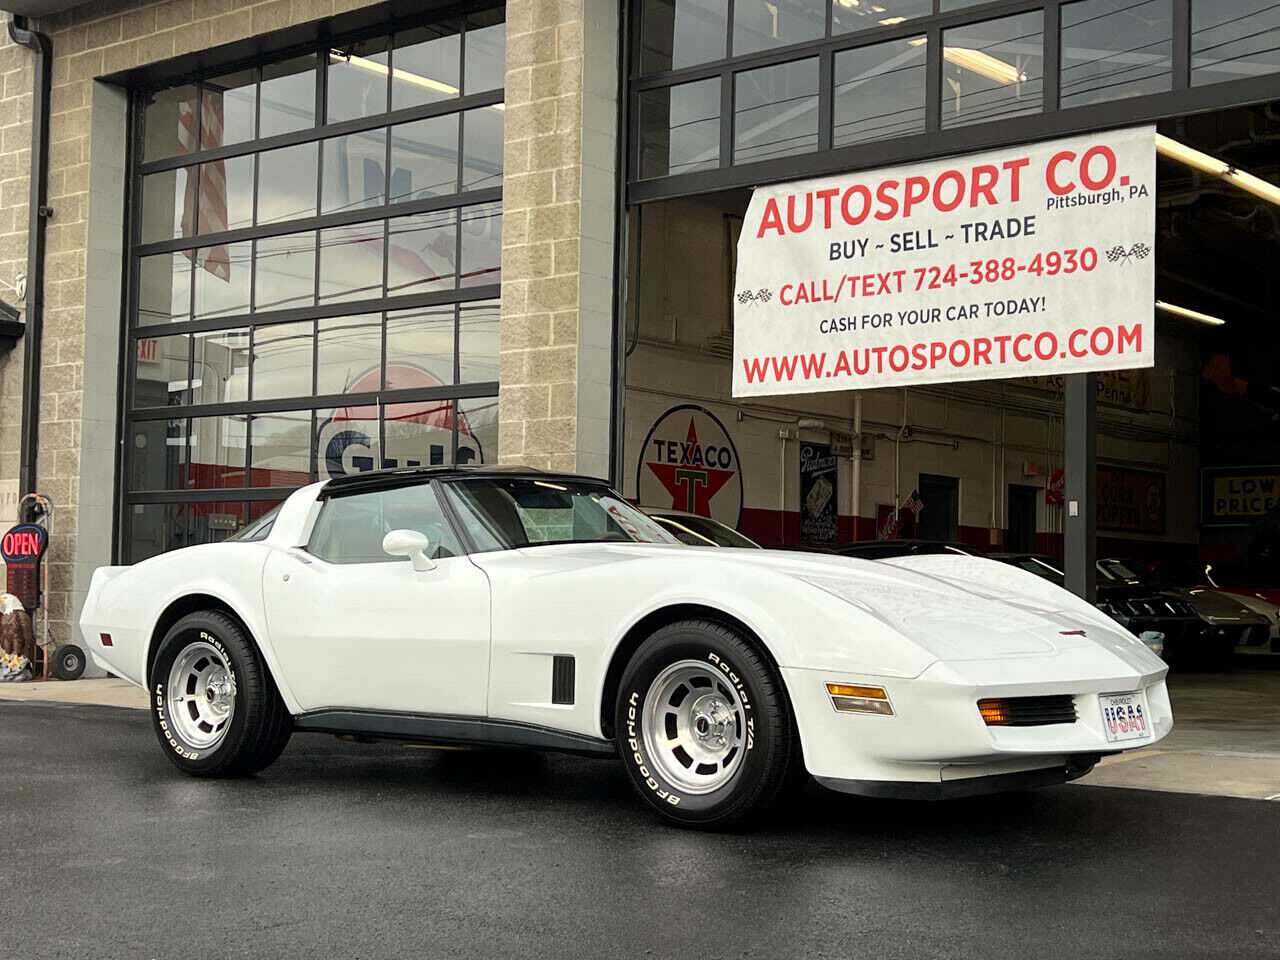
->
[165,640,237,751]
[641,659,747,795]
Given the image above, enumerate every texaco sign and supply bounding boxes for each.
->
[637,404,743,527]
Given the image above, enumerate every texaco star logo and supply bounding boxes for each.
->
[637,405,743,527]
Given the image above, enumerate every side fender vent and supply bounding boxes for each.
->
[552,655,575,705]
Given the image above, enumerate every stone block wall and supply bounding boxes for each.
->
[498,0,615,476]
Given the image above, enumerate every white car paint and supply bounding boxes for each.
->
[80,474,1171,795]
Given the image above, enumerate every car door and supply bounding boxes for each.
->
[260,479,490,716]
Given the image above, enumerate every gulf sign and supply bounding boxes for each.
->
[319,363,485,480]
[733,127,1156,397]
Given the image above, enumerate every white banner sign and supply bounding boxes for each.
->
[733,127,1156,397]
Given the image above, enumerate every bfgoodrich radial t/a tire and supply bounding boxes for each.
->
[615,620,797,828]
[149,611,292,778]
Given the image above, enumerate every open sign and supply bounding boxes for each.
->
[2,524,46,562]
[3,523,47,609]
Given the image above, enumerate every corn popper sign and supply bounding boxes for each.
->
[732,126,1156,398]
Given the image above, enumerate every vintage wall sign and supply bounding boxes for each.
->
[637,405,743,528]
[1015,369,1152,411]
[733,127,1156,397]
[1097,467,1165,534]
[799,442,838,544]
[1201,466,1280,527]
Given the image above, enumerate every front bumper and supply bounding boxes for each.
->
[817,754,1099,800]
[785,648,1170,792]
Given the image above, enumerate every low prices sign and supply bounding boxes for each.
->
[733,127,1156,397]
[1201,466,1280,526]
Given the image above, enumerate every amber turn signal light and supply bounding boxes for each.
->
[826,683,894,716]
[978,698,1011,725]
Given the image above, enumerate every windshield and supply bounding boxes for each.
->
[1098,558,1172,589]
[649,514,759,548]
[1097,559,1144,582]
[226,504,281,542]
[443,478,681,550]
[1004,556,1065,584]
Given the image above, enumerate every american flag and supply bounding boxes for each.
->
[903,489,925,517]
[177,91,230,281]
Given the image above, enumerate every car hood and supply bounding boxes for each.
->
[501,543,1141,663]
[1168,587,1271,624]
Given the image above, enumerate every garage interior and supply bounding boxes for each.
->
[622,103,1280,799]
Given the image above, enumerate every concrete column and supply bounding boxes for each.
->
[1064,373,1096,602]
[498,0,617,477]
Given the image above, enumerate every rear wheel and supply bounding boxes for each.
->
[614,620,796,829]
[149,611,292,777]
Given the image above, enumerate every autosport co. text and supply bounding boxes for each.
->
[741,323,1143,386]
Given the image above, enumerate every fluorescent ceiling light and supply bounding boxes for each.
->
[1156,300,1226,327]
[942,47,1026,85]
[879,16,907,25]
[329,51,505,111]
[1155,133,1280,206]
[905,38,1024,84]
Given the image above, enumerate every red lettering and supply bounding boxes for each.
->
[1117,323,1142,353]
[1002,156,1030,201]
[1034,332,1056,360]
[1013,334,1033,362]
[873,179,900,221]
[1047,150,1076,196]
[815,187,839,228]
[933,170,966,212]
[1069,329,1089,357]
[786,193,813,233]
[842,185,872,226]
[757,198,785,237]
[1080,145,1116,190]
[1091,327,1114,354]
[902,175,930,217]
[970,164,1000,207]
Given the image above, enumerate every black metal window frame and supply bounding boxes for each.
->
[627,0,1280,202]
[119,2,505,559]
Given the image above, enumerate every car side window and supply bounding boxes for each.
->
[308,483,462,564]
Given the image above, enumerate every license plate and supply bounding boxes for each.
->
[1099,692,1152,743]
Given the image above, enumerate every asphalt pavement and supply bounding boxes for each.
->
[1,701,1276,960]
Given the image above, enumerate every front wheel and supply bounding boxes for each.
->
[149,611,292,778]
[614,620,797,829]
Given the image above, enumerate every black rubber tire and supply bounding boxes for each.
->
[614,619,797,829]
[149,611,293,778]
[51,644,85,680]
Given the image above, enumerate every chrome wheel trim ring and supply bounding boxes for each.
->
[165,640,236,751]
[641,659,746,795]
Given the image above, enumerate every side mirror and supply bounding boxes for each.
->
[382,529,436,572]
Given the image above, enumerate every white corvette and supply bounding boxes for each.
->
[81,467,1171,828]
